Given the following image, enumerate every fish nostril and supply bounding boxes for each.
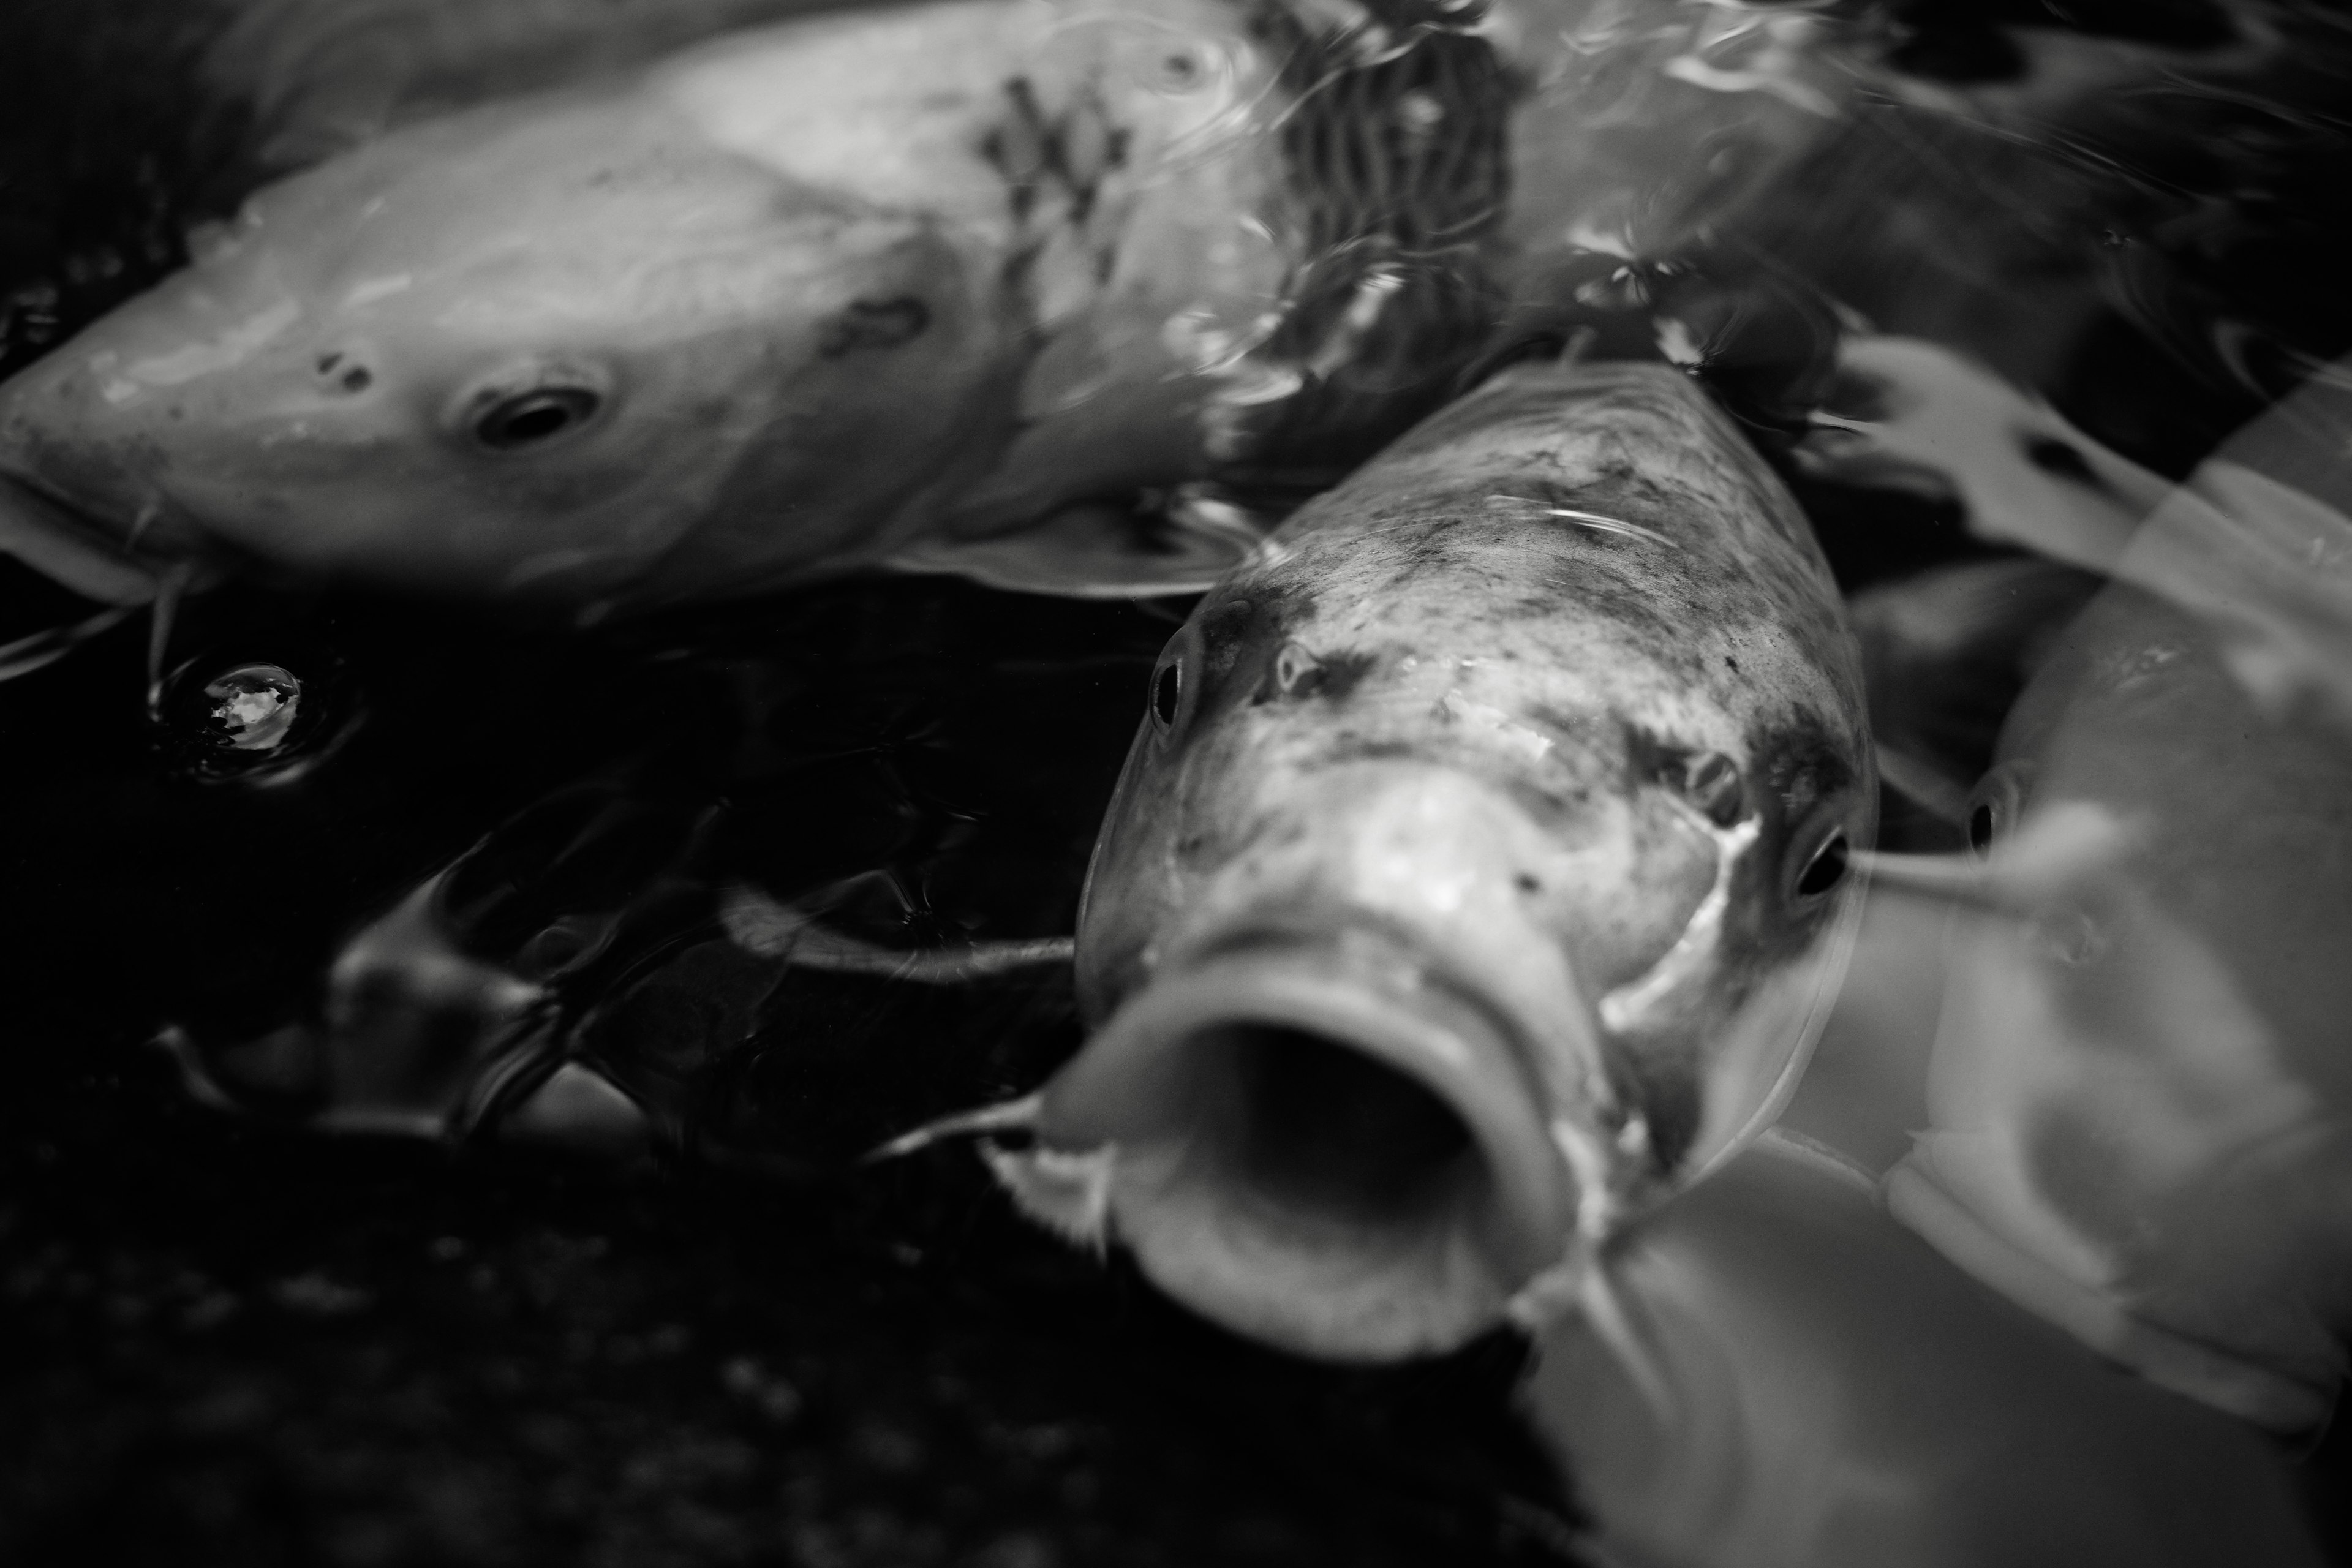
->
[1682,752,1744,826]
[315,352,373,394]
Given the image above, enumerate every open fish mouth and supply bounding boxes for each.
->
[1015,924,1582,1360]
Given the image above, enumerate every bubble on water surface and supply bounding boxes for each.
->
[149,641,358,785]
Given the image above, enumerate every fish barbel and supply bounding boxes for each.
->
[0,0,2300,614]
[925,356,1874,1359]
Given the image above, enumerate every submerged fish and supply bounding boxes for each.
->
[906,355,1874,1359]
[1798,345,2352,1434]
[0,0,1523,611]
[0,0,2301,614]
[1888,608,2352,1430]
[1527,1130,2326,1568]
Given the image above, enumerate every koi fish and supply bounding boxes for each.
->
[1795,339,2352,1435]
[894,355,1874,1359]
[0,0,2302,617]
[0,0,1520,613]
[1887,594,2352,1430]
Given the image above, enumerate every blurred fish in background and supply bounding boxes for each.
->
[1,0,2344,626]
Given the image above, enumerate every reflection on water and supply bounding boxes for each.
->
[6,0,2352,1563]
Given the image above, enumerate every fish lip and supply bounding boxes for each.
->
[1036,923,1580,1359]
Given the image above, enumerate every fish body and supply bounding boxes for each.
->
[4,0,2301,612]
[1888,571,2352,1434]
[1795,345,2352,1433]
[1528,1130,2326,1568]
[973,357,1873,1358]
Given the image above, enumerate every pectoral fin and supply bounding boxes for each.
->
[882,495,1268,598]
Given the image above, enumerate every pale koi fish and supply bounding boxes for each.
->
[1795,342,2352,1436]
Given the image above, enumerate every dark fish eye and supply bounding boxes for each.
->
[1965,761,2033,860]
[1152,658,1183,731]
[818,297,931,357]
[473,386,601,451]
[1795,832,1849,899]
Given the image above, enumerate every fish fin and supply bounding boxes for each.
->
[499,1060,650,1159]
[2116,462,2352,731]
[883,493,1269,599]
[981,1140,1117,1257]
[1799,336,2167,573]
[153,1025,269,1117]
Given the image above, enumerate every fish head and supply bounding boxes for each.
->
[0,89,1023,605]
[1021,361,1874,1359]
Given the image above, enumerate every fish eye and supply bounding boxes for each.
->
[1794,831,1849,899]
[473,387,601,450]
[452,364,612,454]
[1152,657,1184,731]
[1966,761,2034,859]
[818,297,931,357]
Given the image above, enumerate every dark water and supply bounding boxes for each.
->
[4,1,2352,1564]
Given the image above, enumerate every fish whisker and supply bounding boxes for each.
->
[866,1093,1044,1164]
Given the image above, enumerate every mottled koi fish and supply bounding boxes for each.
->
[895,355,1874,1359]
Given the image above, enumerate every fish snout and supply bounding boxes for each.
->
[1038,929,1581,1360]
[0,272,309,573]
[1044,767,1605,1359]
